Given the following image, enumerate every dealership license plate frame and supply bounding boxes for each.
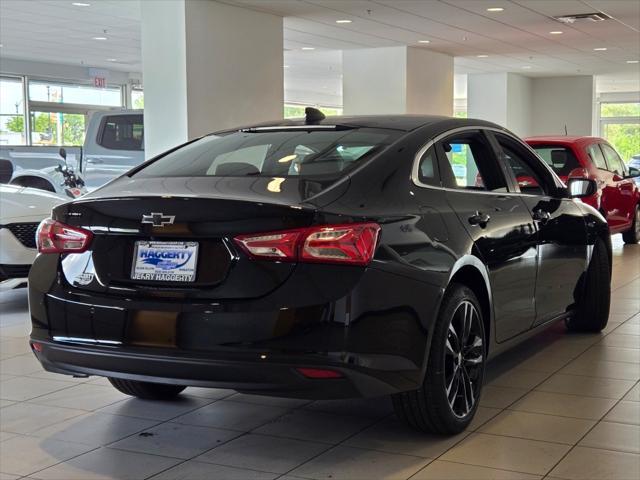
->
[131,241,199,283]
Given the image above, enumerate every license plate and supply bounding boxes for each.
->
[131,241,198,282]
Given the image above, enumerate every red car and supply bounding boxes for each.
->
[525,136,640,244]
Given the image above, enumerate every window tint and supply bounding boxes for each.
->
[135,127,400,178]
[437,132,507,192]
[495,133,547,195]
[417,147,439,186]
[600,144,626,176]
[587,144,607,170]
[530,146,581,177]
[99,114,144,151]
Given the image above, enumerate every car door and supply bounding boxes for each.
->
[434,129,538,343]
[600,143,636,230]
[491,132,588,327]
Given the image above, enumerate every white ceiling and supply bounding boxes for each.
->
[0,0,638,95]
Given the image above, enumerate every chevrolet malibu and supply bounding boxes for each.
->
[29,112,611,434]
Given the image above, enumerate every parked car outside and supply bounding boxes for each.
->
[0,182,66,291]
[29,113,611,435]
[0,109,144,193]
[629,154,640,172]
[526,136,640,244]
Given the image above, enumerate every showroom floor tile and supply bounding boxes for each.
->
[1,236,639,479]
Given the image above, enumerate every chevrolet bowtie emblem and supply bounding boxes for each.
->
[141,212,175,227]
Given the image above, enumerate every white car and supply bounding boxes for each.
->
[0,184,66,291]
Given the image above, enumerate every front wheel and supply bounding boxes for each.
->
[392,284,485,434]
[566,237,611,332]
[622,205,640,244]
[108,378,186,400]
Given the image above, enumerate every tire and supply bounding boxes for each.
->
[566,238,611,332]
[392,284,486,434]
[622,205,640,244]
[108,378,186,400]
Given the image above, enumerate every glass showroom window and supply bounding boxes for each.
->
[131,88,144,109]
[29,80,121,107]
[29,111,86,146]
[284,104,342,119]
[0,76,27,145]
[27,80,124,146]
[599,102,640,163]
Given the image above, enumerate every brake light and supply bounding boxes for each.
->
[234,222,380,266]
[296,367,343,379]
[37,218,93,254]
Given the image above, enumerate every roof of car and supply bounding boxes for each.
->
[221,115,505,134]
[524,136,605,145]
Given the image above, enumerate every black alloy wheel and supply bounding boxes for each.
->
[444,300,484,418]
[392,284,486,434]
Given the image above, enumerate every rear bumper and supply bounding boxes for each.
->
[30,336,412,399]
[28,257,443,399]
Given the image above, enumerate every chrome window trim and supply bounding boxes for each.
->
[411,125,562,197]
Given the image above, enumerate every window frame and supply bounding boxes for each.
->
[490,131,556,197]
[411,126,565,198]
[599,143,627,177]
[586,143,609,172]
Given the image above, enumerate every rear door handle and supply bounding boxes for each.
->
[468,211,491,228]
[532,209,551,223]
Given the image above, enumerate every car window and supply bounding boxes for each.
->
[494,133,548,196]
[134,127,401,178]
[436,131,507,192]
[586,144,608,170]
[416,146,440,187]
[600,144,626,176]
[529,146,581,177]
[98,114,144,151]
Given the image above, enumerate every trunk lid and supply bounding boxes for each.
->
[54,176,346,299]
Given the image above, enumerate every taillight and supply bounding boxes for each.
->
[37,218,93,254]
[234,222,380,266]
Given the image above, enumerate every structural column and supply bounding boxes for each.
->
[342,46,454,116]
[141,0,283,158]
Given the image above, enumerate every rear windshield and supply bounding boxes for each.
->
[530,145,581,176]
[134,127,401,178]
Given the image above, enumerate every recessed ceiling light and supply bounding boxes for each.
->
[486,7,504,12]
[522,65,532,69]
[477,54,489,58]
[335,19,352,24]
[92,36,107,41]
[593,47,607,51]
[418,40,431,44]
[107,58,117,62]
[301,47,315,51]
[626,60,639,64]
[549,31,563,35]
[72,2,91,6]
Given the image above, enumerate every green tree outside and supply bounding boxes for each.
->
[6,112,85,145]
[600,102,640,162]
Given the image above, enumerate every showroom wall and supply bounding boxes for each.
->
[529,76,596,137]
[469,72,595,137]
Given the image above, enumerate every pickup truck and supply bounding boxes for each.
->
[0,109,144,194]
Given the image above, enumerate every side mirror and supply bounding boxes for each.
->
[567,178,597,199]
[627,166,640,178]
[59,147,67,161]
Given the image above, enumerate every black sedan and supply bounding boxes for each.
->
[29,111,611,434]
